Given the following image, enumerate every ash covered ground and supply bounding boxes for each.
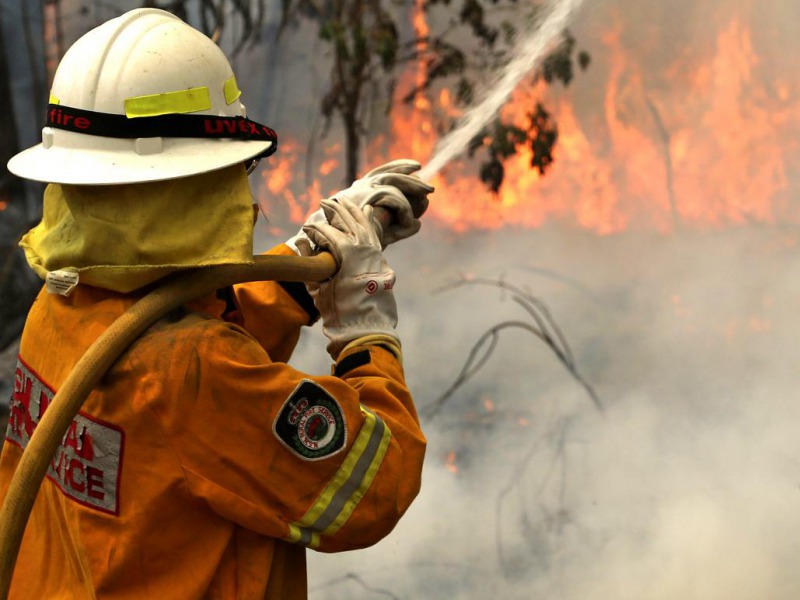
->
[274,223,800,600]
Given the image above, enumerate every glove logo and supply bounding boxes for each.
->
[365,280,378,294]
[273,380,347,461]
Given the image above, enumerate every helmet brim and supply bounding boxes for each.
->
[8,133,273,185]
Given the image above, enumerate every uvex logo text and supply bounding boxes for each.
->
[203,117,275,138]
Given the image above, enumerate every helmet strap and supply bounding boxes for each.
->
[45,103,278,158]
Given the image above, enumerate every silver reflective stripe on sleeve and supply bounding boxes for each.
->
[286,407,391,547]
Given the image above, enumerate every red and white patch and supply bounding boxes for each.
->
[6,358,124,515]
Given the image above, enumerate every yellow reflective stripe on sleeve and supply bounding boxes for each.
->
[285,407,392,548]
[285,524,320,548]
[299,408,378,526]
[223,75,241,105]
[286,524,301,544]
[49,94,60,105]
[321,412,392,536]
[124,86,211,118]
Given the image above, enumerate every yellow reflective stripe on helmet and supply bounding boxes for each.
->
[223,75,241,105]
[285,407,391,549]
[49,94,60,105]
[124,86,211,118]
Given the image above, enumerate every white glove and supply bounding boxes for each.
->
[295,198,399,359]
[286,159,433,252]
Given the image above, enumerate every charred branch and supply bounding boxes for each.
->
[645,95,681,232]
[495,418,571,576]
[21,0,45,130]
[283,0,590,192]
[421,277,603,420]
[310,572,401,600]
[146,0,264,54]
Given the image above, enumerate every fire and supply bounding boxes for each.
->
[444,451,458,475]
[259,4,797,235]
[748,316,771,333]
[319,159,338,176]
[0,200,7,212]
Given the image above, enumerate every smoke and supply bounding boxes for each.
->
[4,0,796,596]
[277,223,800,599]
[255,2,800,589]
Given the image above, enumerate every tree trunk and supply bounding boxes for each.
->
[0,15,40,351]
[343,109,360,184]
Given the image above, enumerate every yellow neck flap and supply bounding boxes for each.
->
[20,165,255,293]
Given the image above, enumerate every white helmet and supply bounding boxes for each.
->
[7,8,276,185]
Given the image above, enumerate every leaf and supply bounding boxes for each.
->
[467,126,488,157]
[427,40,466,80]
[479,155,505,193]
[373,20,399,71]
[501,21,516,46]
[489,120,527,159]
[456,77,474,105]
[527,103,558,175]
[319,21,334,41]
[578,50,591,70]
[539,30,577,87]
[459,0,498,47]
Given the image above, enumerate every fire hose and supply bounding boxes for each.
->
[0,203,408,598]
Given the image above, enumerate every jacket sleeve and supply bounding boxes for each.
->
[160,317,426,552]
[232,243,319,363]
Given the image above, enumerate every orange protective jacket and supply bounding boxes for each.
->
[0,244,426,599]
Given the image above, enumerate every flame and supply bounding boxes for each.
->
[444,451,458,475]
[748,316,771,333]
[319,159,338,176]
[0,200,7,212]
[43,3,59,86]
[259,4,797,235]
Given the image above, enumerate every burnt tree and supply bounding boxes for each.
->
[281,0,589,189]
[0,19,40,351]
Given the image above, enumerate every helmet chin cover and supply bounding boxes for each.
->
[7,8,278,185]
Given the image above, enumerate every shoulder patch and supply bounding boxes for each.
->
[273,380,347,461]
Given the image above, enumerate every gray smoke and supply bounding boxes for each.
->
[4,0,799,596]
[246,0,800,595]
[276,224,800,600]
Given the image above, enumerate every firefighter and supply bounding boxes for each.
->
[1,8,432,599]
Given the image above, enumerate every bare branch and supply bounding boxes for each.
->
[644,94,681,232]
[422,277,603,419]
[310,572,401,600]
[495,418,571,575]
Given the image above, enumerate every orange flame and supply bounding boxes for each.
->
[260,6,797,235]
[445,451,458,474]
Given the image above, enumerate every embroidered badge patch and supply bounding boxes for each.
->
[274,380,346,461]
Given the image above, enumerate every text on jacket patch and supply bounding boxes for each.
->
[6,358,124,515]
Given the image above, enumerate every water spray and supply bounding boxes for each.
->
[417,0,588,182]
